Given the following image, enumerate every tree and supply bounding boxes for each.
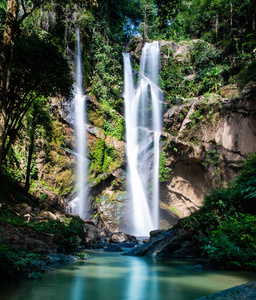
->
[1,34,72,165]
[155,0,181,38]
[24,97,52,191]
[139,0,157,40]
[0,0,49,168]
[0,0,19,167]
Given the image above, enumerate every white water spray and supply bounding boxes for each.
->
[123,42,162,236]
[69,28,88,220]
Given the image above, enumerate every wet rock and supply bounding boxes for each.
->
[193,264,204,270]
[87,125,105,139]
[23,213,32,222]
[104,245,122,252]
[99,229,110,238]
[84,223,99,242]
[150,229,163,239]
[110,231,129,243]
[0,223,56,251]
[121,242,135,248]
[97,192,129,232]
[126,234,137,244]
[105,136,125,159]
[113,168,126,181]
[39,211,58,221]
[46,253,77,265]
[124,221,203,259]
[13,203,32,215]
[198,280,256,299]
[159,40,179,55]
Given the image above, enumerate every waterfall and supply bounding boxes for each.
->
[123,42,162,236]
[69,28,88,220]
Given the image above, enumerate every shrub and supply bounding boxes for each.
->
[201,214,256,270]
[183,151,256,270]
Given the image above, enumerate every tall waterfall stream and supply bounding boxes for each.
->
[68,28,88,220]
[123,42,163,236]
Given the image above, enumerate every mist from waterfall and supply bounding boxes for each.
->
[123,42,163,236]
[70,28,88,220]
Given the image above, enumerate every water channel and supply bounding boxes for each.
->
[1,250,256,300]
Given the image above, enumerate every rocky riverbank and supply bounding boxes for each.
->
[0,172,140,279]
[198,281,256,299]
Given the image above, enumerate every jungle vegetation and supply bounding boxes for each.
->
[0,0,256,275]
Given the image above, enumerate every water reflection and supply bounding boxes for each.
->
[126,257,153,299]
[1,251,256,300]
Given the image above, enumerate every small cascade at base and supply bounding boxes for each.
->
[123,41,163,236]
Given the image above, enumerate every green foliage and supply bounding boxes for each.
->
[138,0,157,40]
[183,152,256,270]
[237,59,256,89]
[160,40,224,100]
[33,216,85,252]
[1,32,73,170]
[90,31,123,112]
[169,205,180,216]
[190,40,224,94]
[94,140,106,171]
[0,242,44,279]
[74,251,89,260]
[91,139,119,176]
[159,151,172,182]
[160,57,185,99]
[0,208,85,253]
[28,271,45,279]
[155,0,181,40]
[0,0,6,32]
[191,40,221,69]
[203,149,221,167]
[188,103,215,130]
[103,117,125,140]
[12,34,72,99]
[202,214,256,270]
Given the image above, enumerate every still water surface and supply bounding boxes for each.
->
[1,250,256,300]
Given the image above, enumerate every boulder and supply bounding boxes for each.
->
[87,125,105,139]
[0,223,56,252]
[97,192,129,232]
[121,242,135,248]
[13,203,32,215]
[39,211,58,221]
[110,232,129,243]
[105,136,125,159]
[84,223,99,242]
[124,221,203,259]
[104,245,122,252]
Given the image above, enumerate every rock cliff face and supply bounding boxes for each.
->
[160,86,256,224]
[89,88,256,232]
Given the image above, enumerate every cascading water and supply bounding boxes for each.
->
[123,42,163,236]
[69,28,88,220]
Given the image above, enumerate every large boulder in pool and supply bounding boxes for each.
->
[123,219,203,259]
[110,231,129,243]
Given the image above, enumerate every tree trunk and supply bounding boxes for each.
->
[0,0,19,169]
[215,14,219,42]
[230,2,233,30]
[252,12,255,31]
[25,132,35,192]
